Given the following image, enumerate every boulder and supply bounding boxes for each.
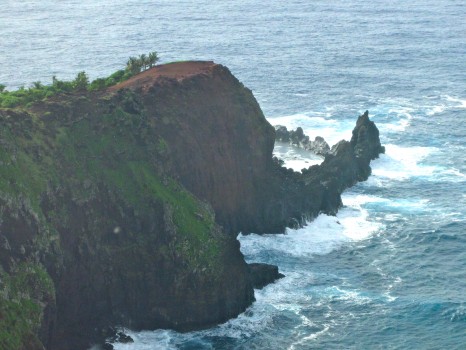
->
[274,125,290,142]
[309,136,330,156]
[248,263,285,289]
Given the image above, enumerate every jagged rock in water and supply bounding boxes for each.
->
[309,136,330,156]
[264,111,385,231]
[275,125,290,142]
[248,263,285,289]
[350,110,385,161]
[274,125,330,156]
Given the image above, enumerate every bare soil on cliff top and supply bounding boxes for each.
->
[110,61,217,91]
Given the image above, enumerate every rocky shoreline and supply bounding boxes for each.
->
[0,61,383,350]
[274,125,331,156]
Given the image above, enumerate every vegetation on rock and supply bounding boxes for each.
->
[0,262,55,350]
[0,51,160,108]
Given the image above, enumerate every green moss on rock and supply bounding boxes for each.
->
[0,262,55,350]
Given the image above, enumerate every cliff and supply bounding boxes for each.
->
[0,61,383,350]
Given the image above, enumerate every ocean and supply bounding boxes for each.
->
[1,1,465,349]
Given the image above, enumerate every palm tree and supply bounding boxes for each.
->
[139,54,148,70]
[32,81,43,89]
[126,56,141,75]
[73,71,89,91]
[148,51,159,67]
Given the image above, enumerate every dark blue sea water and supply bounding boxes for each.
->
[1,1,465,349]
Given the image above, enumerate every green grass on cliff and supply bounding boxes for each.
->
[0,90,222,270]
[0,88,225,348]
[54,104,221,269]
[0,262,55,350]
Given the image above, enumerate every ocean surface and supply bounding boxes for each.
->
[1,1,465,349]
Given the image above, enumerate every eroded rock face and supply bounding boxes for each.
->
[135,63,275,235]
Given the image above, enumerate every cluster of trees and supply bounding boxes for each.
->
[0,51,160,108]
[126,52,159,75]
[0,72,91,108]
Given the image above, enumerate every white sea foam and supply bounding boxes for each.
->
[368,144,466,183]
[425,104,446,116]
[269,113,353,147]
[240,195,382,259]
[112,329,176,350]
[370,101,415,133]
[445,95,466,109]
[279,158,321,171]
[273,142,323,171]
[287,325,330,350]
[437,168,466,181]
[369,144,438,180]
[384,106,414,132]
[348,193,425,208]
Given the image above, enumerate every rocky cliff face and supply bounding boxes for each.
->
[117,62,276,235]
[0,61,384,350]
[0,62,264,350]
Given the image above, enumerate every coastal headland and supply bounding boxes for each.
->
[0,61,383,349]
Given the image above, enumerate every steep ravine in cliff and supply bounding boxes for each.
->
[0,61,383,350]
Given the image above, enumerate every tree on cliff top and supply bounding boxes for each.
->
[73,71,89,91]
[126,51,159,75]
[148,51,159,67]
[126,56,141,75]
[0,51,161,107]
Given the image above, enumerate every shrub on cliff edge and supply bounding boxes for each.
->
[0,51,160,107]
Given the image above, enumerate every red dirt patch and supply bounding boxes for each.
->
[109,61,217,92]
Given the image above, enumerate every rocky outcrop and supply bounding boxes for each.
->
[248,263,285,289]
[260,111,385,231]
[0,61,383,350]
[275,125,330,156]
[350,110,385,161]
